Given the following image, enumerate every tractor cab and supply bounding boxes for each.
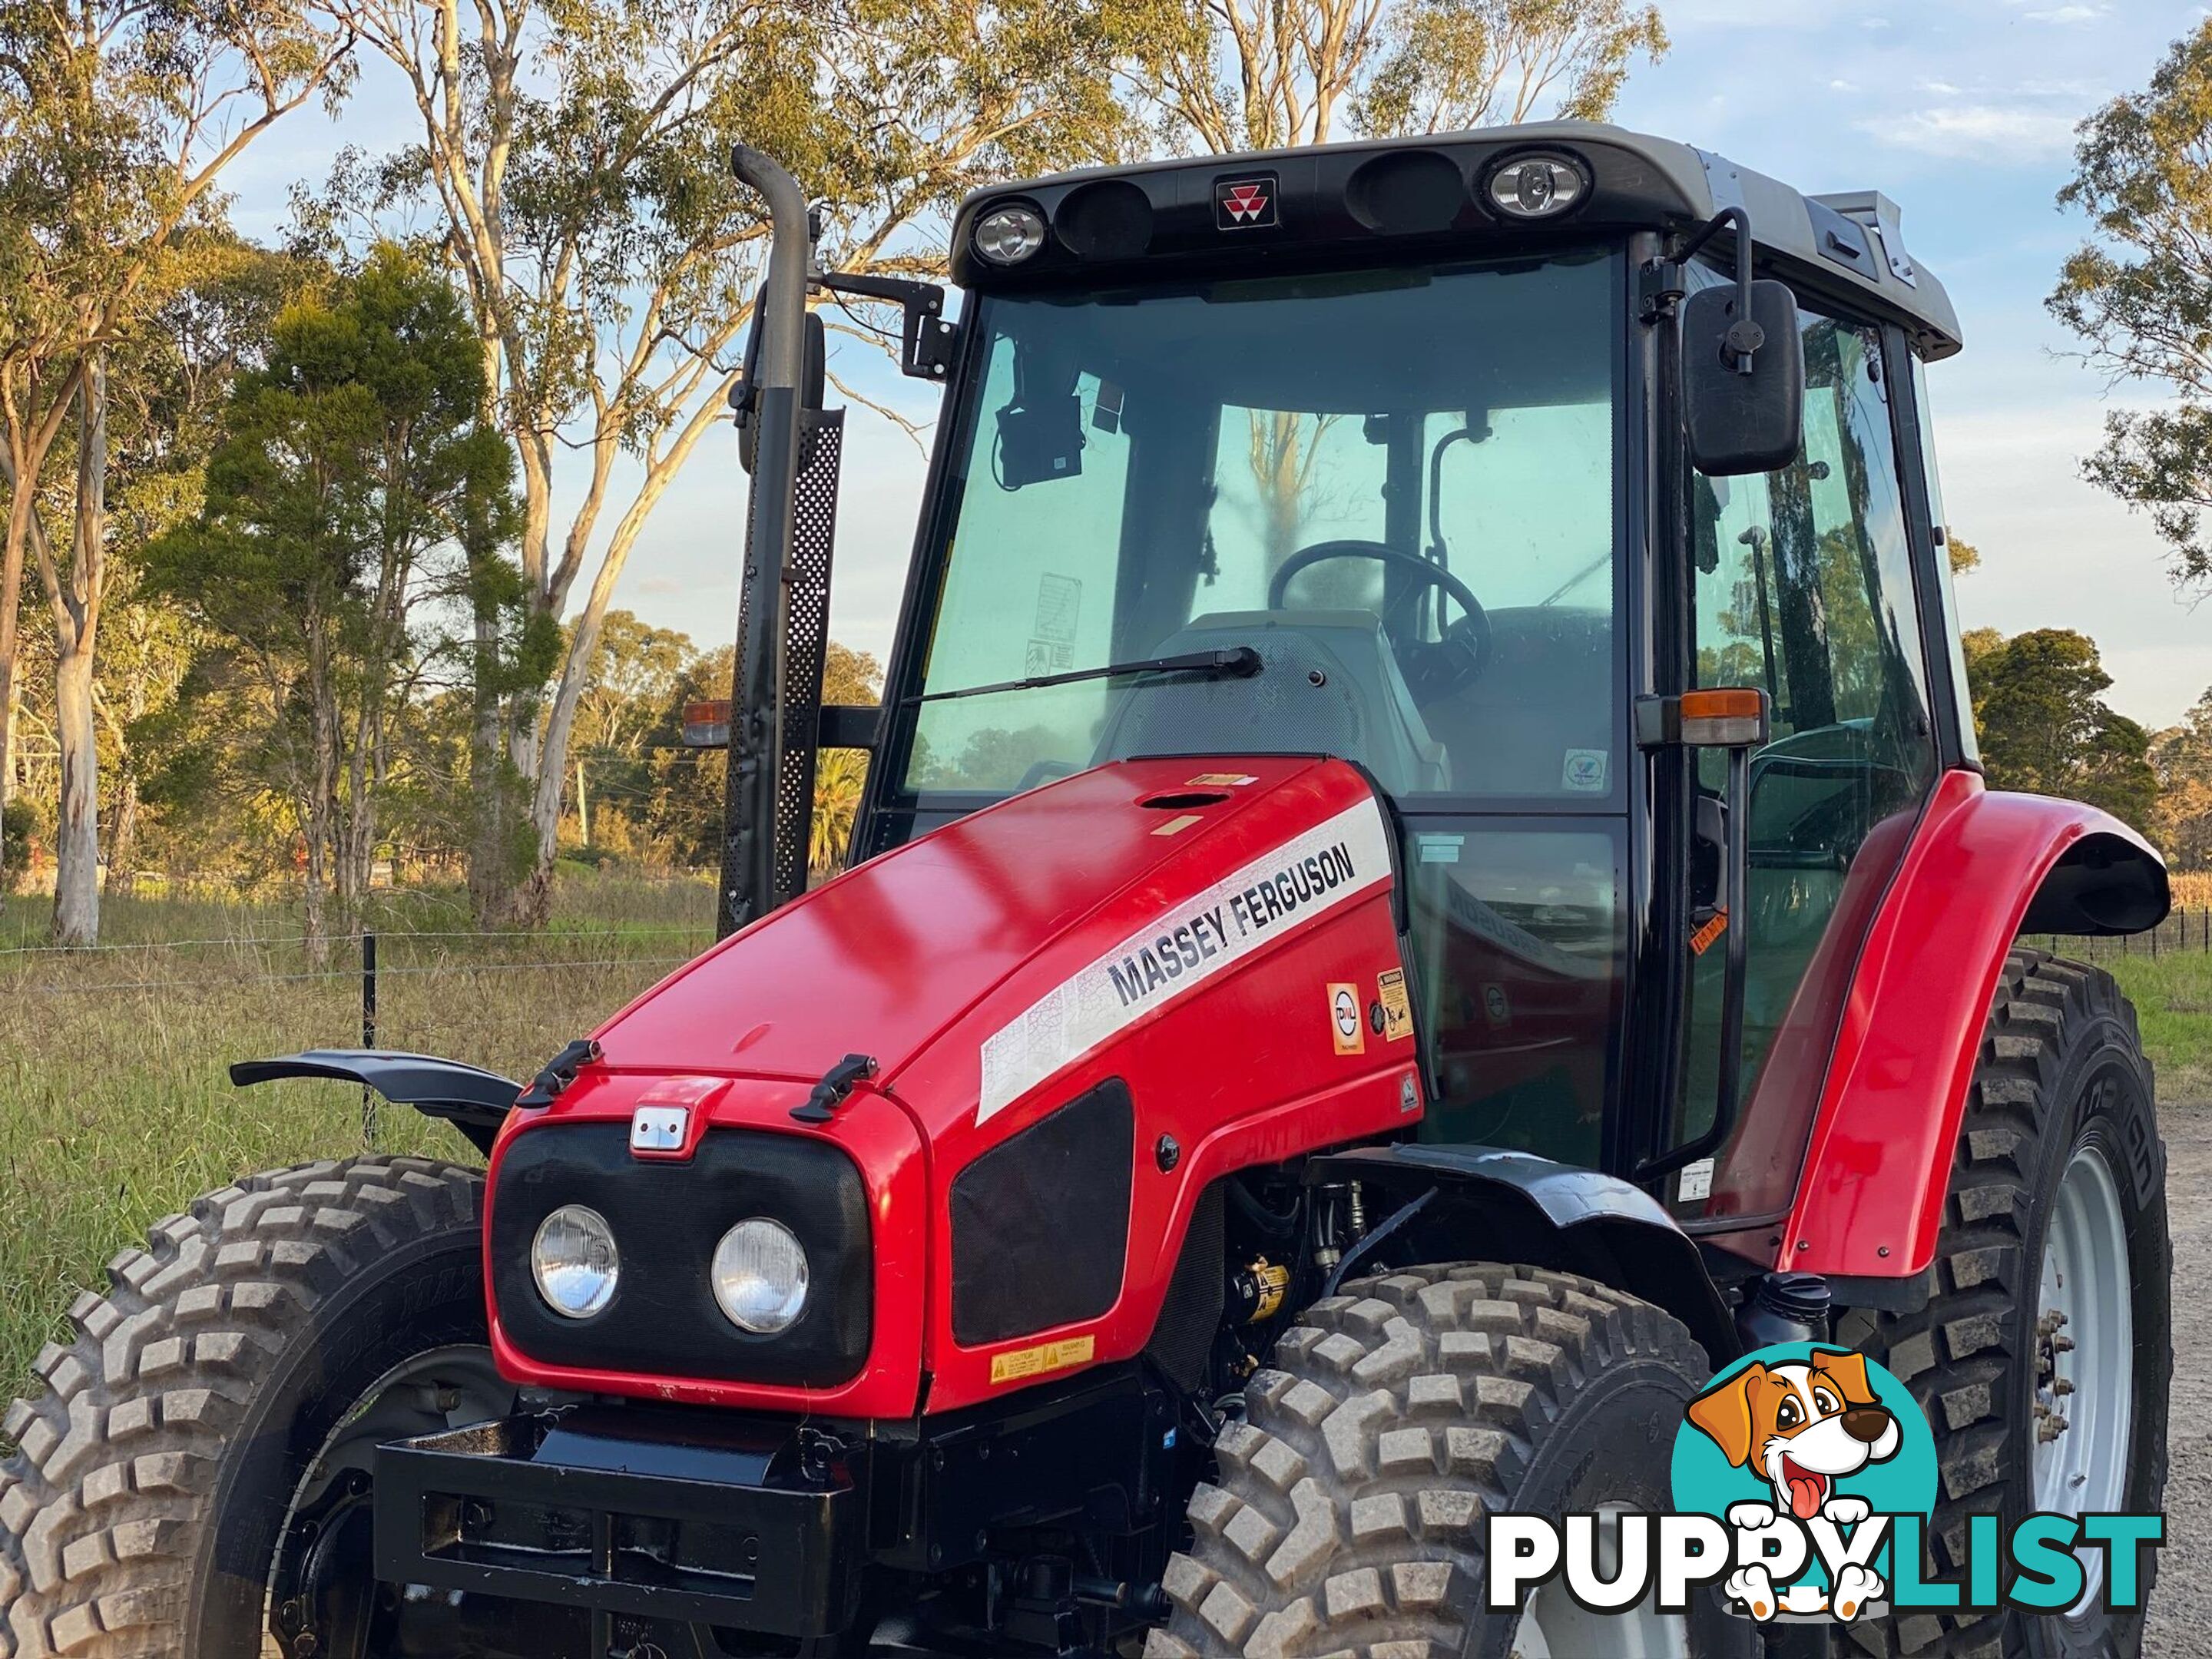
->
[844,124,1978,1234]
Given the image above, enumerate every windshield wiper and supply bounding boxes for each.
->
[910,644,1263,705]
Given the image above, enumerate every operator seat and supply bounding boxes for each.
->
[1416,607,1614,796]
[1091,611,1450,796]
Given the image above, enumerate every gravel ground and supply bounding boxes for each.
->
[2145,1094,2210,1656]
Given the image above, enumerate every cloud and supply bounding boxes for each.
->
[2022,3,2107,20]
[1863,104,2082,162]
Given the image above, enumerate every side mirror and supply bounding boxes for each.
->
[1682,280,1803,477]
[734,311,827,475]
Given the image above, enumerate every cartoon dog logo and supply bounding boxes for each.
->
[1685,1349,1902,1622]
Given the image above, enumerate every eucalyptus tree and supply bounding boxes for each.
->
[2052,18,2212,594]
[1132,0,1667,155]
[0,0,353,940]
[316,0,1159,923]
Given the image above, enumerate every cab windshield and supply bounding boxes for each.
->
[902,252,1624,803]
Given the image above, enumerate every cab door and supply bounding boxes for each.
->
[1664,286,1943,1218]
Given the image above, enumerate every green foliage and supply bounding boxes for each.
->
[141,245,521,929]
[2154,687,2212,869]
[2051,19,2212,588]
[1132,0,1666,155]
[1357,0,1669,137]
[1968,628,2161,831]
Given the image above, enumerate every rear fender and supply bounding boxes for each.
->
[1775,775,2167,1280]
[1306,1143,1739,1365]
[230,1049,521,1154]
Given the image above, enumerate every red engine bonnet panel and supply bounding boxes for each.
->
[487,757,1425,1416]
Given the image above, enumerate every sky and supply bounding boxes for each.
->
[223,0,2212,730]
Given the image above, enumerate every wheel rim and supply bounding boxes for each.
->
[1510,1505,1690,1659]
[2032,1140,2134,1608]
[266,1344,513,1655]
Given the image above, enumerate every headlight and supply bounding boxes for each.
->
[711,1217,810,1334]
[531,1205,619,1320]
[973,203,1047,266]
[1486,153,1588,220]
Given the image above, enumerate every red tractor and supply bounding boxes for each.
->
[0,124,2173,1659]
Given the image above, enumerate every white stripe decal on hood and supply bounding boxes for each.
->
[977,797,1394,1123]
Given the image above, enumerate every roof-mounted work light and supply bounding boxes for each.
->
[1485,152,1589,220]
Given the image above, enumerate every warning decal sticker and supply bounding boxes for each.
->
[1376,968,1412,1042]
[1330,983,1365,1055]
[978,797,1395,1122]
[990,1334,1095,1385]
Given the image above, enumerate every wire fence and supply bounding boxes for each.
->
[0,920,722,1147]
[2029,906,2212,962]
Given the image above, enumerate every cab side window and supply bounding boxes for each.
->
[1685,300,1938,1131]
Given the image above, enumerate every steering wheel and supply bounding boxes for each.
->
[1267,538,1492,703]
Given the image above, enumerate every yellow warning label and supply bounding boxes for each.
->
[1151,813,1202,837]
[990,1334,1096,1385]
[1377,967,1413,1042]
[1329,982,1365,1055]
[1184,772,1257,787]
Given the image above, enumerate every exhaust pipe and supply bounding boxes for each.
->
[718,145,811,938]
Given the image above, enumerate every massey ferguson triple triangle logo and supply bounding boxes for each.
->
[1214,174,1277,230]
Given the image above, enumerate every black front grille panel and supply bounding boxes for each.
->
[491,1124,871,1387]
[949,1080,1134,1345]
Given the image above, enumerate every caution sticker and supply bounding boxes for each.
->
[1689,909,1729,956]
[1185,772,1258,787]
[1377,968,1413,1042]
[1151,813,1202,837]
[1330,983,1365,1055]
[990,1334,1095,1385]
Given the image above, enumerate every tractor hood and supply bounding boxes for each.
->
[592,755,1398,1116]
[496,753,1418,1418]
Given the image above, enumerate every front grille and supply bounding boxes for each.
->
[491,1124,872,1387]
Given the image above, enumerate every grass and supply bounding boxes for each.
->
[0,874,2207,1406]
[2074,932,2212,1104]
[0,872,717,1397]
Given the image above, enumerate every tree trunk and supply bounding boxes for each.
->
[575,755,589,846]
[49,359,107,947]
[303,625,339,967]
[107,770,139,895]
[104,640,148,895]
[0,479,32,889]
[50,643,98,945]
[462,584,531,926]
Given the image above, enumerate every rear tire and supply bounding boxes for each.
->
[1839,950,2171,1659]
[1144,1261,1756,1658]
[0,1157,494,1658]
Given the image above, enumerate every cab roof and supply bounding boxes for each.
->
[950,121,1962,361]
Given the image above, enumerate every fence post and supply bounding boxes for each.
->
[361,931,379,1146]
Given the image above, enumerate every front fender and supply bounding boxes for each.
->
[1776,773,2166,1280]
[1307,1142,1740,1364]
[230,1048,521,1154]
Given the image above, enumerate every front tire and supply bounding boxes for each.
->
[1146,1262,1755,1658]
[1841,950,2171,1658]
[0,1157,498,1658]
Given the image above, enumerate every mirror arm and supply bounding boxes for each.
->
[816,270,959,382]
[1670,206,1764,376]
